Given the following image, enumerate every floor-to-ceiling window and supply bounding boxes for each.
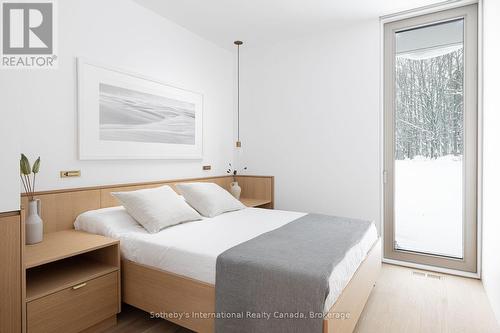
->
[384,4,478,272]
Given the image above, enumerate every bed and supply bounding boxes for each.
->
[24,175,381,333]
[75,206,380,333]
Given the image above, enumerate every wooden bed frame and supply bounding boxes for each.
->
[22,175,381,333]
[121,239,381,333]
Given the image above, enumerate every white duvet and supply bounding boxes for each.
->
[74,207,378,311]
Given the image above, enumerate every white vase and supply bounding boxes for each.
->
[230,181,242,199]
[26,199,43,245]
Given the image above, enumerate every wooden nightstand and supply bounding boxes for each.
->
[240,198,273,208]
[23,230,120,333]
[235,175,274,209]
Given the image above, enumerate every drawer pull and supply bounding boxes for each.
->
[72,283,87,290]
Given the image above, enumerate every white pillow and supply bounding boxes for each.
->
[176,182,245,218]
[111,186,202,233]
[74,206,143,238]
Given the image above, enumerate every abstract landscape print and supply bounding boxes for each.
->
[99,83,195,145]
[78,59,203,160]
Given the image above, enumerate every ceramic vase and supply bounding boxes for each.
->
[230,181,242,199]
[26,199,43,245]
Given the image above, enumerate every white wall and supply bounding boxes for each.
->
[482,0,500,324]
[0,0,234,193]
[239,19,382,230]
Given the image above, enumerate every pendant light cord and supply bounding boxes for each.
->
[234,40,243,146]
[237,43,240,141]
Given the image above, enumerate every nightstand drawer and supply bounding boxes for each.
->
[27,271,119,333]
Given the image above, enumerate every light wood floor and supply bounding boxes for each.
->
[104,264,499,333]
[354,264,499,333]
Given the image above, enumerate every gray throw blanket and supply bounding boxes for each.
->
[215,213,372,333]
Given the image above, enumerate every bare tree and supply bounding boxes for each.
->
[395,48,463,160]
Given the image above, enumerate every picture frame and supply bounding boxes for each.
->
[77,58,203,160]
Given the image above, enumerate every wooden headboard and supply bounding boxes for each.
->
[21,175,273,233]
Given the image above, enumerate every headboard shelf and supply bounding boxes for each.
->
[20,175,246,197]
[20,175,274,233]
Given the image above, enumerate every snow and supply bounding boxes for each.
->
[395,155,463,258]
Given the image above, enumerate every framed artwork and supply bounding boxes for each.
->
[77,58,203,159]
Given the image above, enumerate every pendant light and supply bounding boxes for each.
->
[234,40,243,148]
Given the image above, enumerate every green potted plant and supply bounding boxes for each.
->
[20,154,43,244]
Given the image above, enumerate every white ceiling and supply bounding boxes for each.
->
[134,0,446,49]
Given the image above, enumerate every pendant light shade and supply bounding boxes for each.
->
[235,40,243,148]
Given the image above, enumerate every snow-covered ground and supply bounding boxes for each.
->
[395,155,463,258]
